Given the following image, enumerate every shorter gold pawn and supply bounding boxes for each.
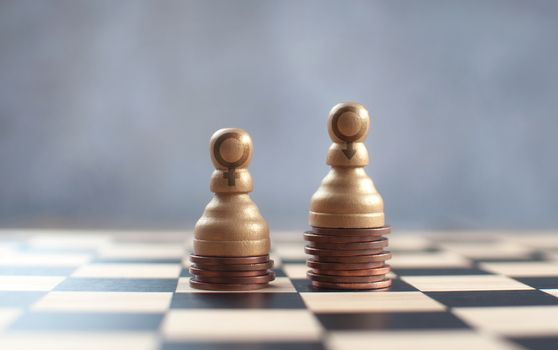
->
[309,102,385,228]
[193,128,270,257]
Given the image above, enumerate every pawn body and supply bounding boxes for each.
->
[193,128,270,257]
[309,102,385,229]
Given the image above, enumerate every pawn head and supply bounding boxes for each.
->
[327,102,370,144]
[210,128,253,170]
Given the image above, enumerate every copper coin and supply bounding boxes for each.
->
[306,260,385,270]
[194,271,275,284]
[189,267,270,277]
[311,226,391,237]
[310,251,391,263]
[304,232,385,244]
[189,279,269,291]
[305,246,384,257]
[192,261,274,271]
[190,255,269,265]
[311,278,392,290]
[311,265,391,277]
[307,271,386,283]
[306,238,388,250]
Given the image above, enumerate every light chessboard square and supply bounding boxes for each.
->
[437,241,533,259]
[0,276,66,291]
[98,243,184,260]
[454,305,558,336]
[71,263,181,279]
[390,252,470,268]
[0,253,91,267]
[283,263,308,279]
[480,262,558,277]
[402,275,533,292]
[175,277,297,293]
[0,333,158,350]
[327,331,522,350]
[162,309,322,342]
[32,292,172,313]
[300,291,446,313]
[0,308,21,331]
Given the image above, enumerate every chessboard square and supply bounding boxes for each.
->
[542,289,558,299]
[175,277,296,293]
[327,331,521,350]
[508,336,558,350]
[72,263,181,278]
[402,275,533,292]
[480,262,558,277]
[284,264,308,279]
[162,310,322,342]
[171,292,306,309]
[316,311,470,331]
[0,252,91,267]
[0,266,76,276]
[55,278,178,292]
[514,277,558,290]
[427,290,558,308]
[0,276,65,291]
[291,278,417,293]
[301,291,445,313]
[393,267,493,276]
[97,243,185,260]
[32,291,172,313]
[438,241,534,260]
[454,306,558,336]
[0,308,21,331]
[9,312,164,331]
[0,333,158,350]
[27,233,112,249]
[390,252,470,268]
[0,291,46,307]
[162,341,325,350]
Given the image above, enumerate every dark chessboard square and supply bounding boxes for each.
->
[0,266,76,276]
[508,336,558,350]
[514,277,558,290]
[54,278,178,292]
[171,293,306,309]
[272,268,287,277]
[180,268,191,277]
[426,290,558,307]
[291,278,417,293]
[280,259,307,264]
[317,312,470,331]
[0,292,46,307]
[162,341,325,350]
[393,267,493,276]
[9,312,164,331]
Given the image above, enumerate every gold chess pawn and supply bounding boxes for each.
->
[309,102,385,228]
[193,128,271,257]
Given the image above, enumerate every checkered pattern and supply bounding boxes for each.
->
[0,230,557,350]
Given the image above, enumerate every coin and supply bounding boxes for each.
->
[306,260,385,270]
[311,226,391,237]
[307,271,386,283]
[189,279,270,291]
[303,232,385,244]
[305,246,384,257]
[194,271,275,284]
[306,238,388,250]
[192,261,274,271]
[311,278,392,290]
[190,255,269,265]
[310,265,391,277]
[189,266,270,277]
[309,252,391,263]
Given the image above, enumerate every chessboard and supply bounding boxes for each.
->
[0,230,557,350]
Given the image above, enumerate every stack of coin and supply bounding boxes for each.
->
[304,226,392,290]
[189,255,275,291]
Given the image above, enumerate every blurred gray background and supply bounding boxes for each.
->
[1,0,557,230]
